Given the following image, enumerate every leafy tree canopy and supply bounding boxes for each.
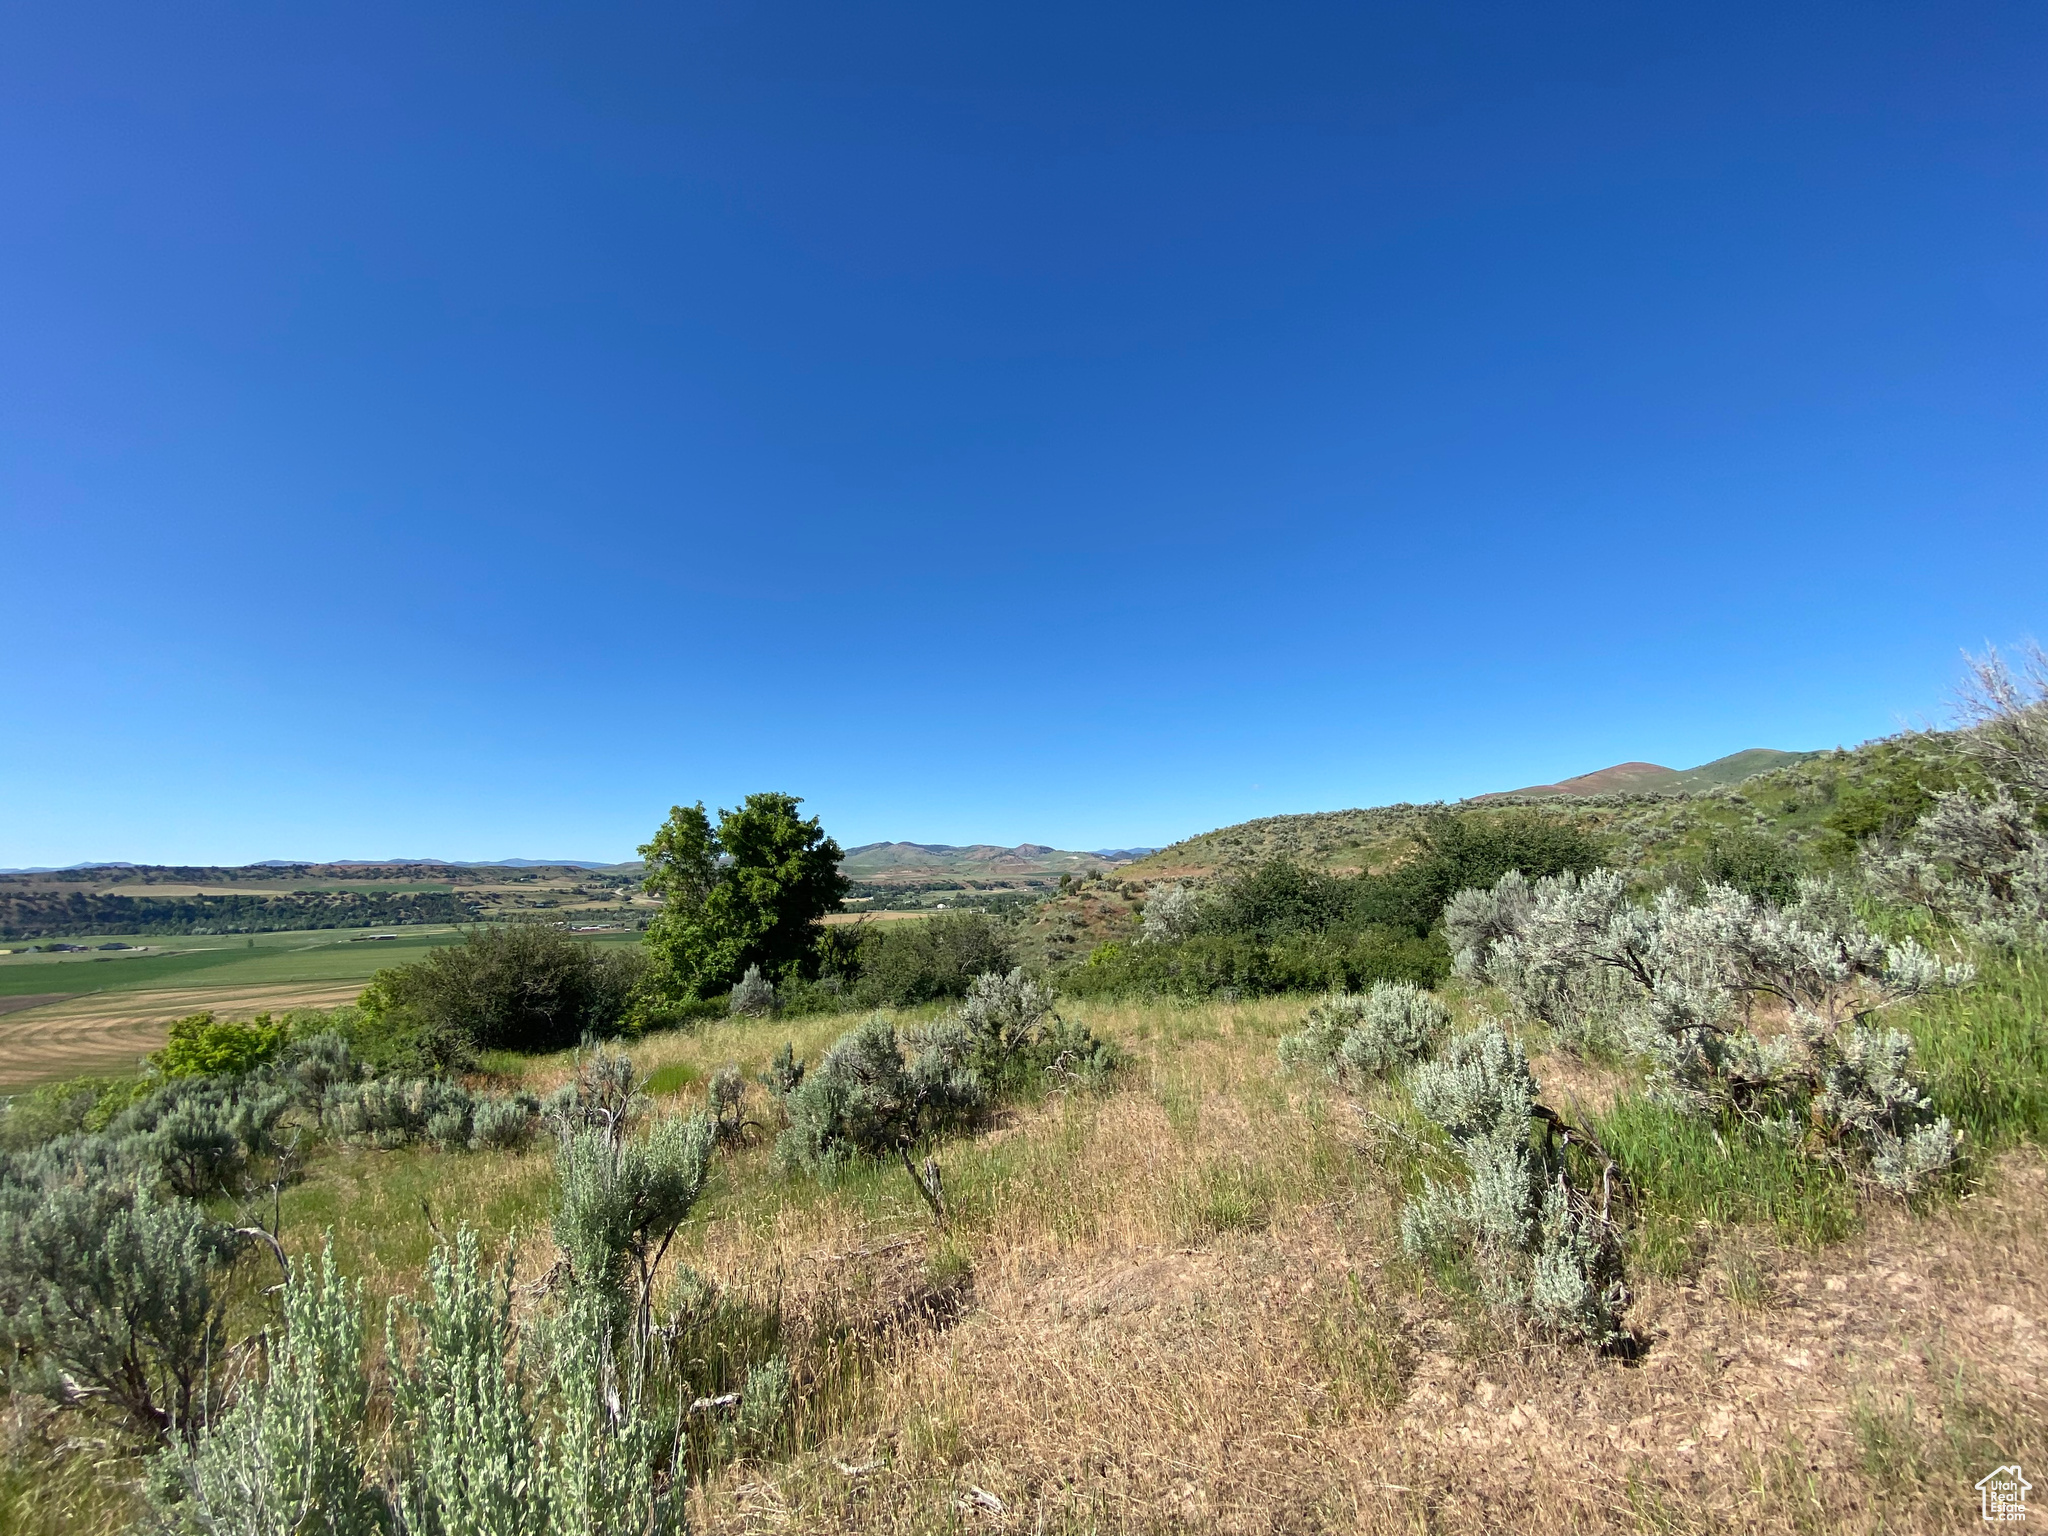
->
[151,1012,287,1080]
[640,793,848,1001]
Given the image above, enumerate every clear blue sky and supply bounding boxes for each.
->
[2,2,2042,865]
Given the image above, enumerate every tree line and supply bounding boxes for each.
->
[0,889,478,940]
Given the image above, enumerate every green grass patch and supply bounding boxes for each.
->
[643,1060,702,1097]
[1598,1095,1860,1252]
[1899,951,2048,1150]
[1171,1160,1273,1239]
[275,1142,557,1301]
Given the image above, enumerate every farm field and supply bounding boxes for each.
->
[0,925,644,1089]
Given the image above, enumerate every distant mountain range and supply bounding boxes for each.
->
[322,858,622,870]
[1475,748,1821,801]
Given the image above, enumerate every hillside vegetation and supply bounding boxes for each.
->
[3,652,2045,1535]
[841,843,1149,883]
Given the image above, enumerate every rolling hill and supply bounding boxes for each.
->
[1113,746,1832,885]
[840,842,1153,884]
[1476,748,1821,801]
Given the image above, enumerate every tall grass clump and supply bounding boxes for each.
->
[1894,949,2048,1150]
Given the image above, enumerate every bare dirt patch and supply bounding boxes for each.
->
[695,1151,2047,1535]
[0,994,67,1018]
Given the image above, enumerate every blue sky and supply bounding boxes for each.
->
[2,2,2042,865]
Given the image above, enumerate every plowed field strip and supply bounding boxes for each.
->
[0,994,67,1017]
[0,981,365,1090]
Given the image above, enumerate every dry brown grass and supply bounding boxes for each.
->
[7,992,2042,1534]
[637,998,2045,1536]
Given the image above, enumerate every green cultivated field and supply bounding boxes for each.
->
[0,925,641,1002]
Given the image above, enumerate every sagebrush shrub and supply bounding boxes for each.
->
[1400,1022,1628,1345]
[162,1230,689,1535]
[1278,981,1449,1081]
[957,968,1056,1063]
[327,1078,475,1151]
[542,1042,645,1143]
[1867,786,2048,952]
[728,964,776,1017]
[1863,646,2048,950]
[386,1231,539,1534]
[708,1064,747,1142]
[775,1016,987,1178]
[153,1244,382,1533]
[0,1155,243,1436]
[111,1077,292,1198]
[317,1076,536,1155]
[1140,883,1201,943]
[281,1029,364,1117]
[1034,1013,1121,1084]
[1448,868,1970,1193]
[759,1041,804,1102]
[1445,869,1632,1054]
[553,1108,715,1382]
[468,1092,540,1152]
[959,968,1118,1088]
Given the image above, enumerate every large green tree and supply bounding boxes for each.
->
[639,793,848,1001]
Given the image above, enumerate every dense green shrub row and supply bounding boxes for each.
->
[834,910,1016,1008]
[1062,809,1603,1001]
[1066,926,1444,999]
[710,911,1022,1019]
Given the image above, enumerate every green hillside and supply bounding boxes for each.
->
[1087,736,1946,892]
[1665,747,1822,790]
